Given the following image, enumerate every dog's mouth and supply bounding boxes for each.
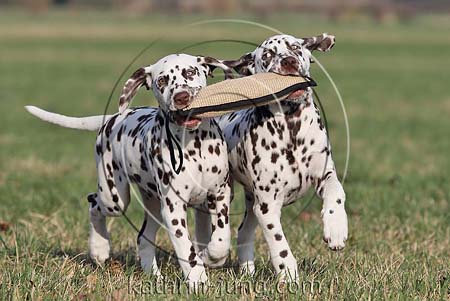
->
[286,89,306,100]
[171,112,202,129]
[272,69,308,101]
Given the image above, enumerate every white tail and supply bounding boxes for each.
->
[25,106,112,131]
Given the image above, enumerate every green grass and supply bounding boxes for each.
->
[0,10,449,300]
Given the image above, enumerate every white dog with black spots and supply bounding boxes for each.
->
[26,53,235,288]
[217,33,348,282]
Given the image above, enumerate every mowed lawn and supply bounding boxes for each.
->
[0,11,449,300]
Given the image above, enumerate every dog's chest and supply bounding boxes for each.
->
[225,104,328,202]
[113,115,228,202]
[177,133,229,202]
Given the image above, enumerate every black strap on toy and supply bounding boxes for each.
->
[164,112,184,174]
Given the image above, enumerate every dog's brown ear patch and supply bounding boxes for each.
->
[200,56,235,80]
[223,52,255,76]
[302,33,336,52]
[118,67,152,114]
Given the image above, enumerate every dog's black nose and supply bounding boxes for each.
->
[281,56,298,69]
[174,91,190,108]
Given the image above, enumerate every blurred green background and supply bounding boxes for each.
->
[0,2,449,299]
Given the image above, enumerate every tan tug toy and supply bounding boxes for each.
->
[179,72,316,118]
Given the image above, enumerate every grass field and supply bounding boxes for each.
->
[0,10,449,300]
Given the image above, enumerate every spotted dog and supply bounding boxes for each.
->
[218,34,348,281]
[26,54,234,287]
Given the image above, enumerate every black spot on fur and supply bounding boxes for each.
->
[260,203,268,214]
[107,179,115,190]
[163,173,170,185]
[271,152,279,163]
[133,174,141,183]
[104,114,118,138]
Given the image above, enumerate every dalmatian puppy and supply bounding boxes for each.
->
[218,34,348,281]
[26,53,234,287]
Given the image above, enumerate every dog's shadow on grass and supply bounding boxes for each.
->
[50,247,269,280]
[50,247,326,280]
[50,247,140,272]
[50,247,239,276]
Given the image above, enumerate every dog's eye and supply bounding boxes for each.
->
[291,45,299,50]
[262,52,272,60]
[186,69,195,77]
[157,77,168,87]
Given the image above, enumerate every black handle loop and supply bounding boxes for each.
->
[304,75,317,86]
[164,113,184,174]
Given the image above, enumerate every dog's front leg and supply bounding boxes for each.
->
[160,193,207,288]
[253,192,298,283]
[315,170,348,250]
[199,183,232,268]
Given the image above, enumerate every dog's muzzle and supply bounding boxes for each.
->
[170,89,203,129]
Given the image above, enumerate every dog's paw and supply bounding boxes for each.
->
[322,207,348,251]
[140,257,162,279]
[278,267,299,284]
[186,268,208,291]
[89,242,110,264]
[240,261,256,276]
[198,247,228,268]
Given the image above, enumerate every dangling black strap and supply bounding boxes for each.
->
[164,113,184,174]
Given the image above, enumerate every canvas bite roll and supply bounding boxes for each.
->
[179,73,317,118]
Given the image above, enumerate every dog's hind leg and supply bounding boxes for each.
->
[236,190,258,275]
[193,202,211,253]
[88,148,131,264]
[87,192,110,264]
[137,190,162,278]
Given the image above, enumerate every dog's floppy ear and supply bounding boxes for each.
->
[199,56,234,80]
[118,66,152,114]
[223,52,255,76]
[300,33,335,52]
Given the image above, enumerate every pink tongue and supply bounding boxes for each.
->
[182,119,201,127]
[287,89,305,99]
